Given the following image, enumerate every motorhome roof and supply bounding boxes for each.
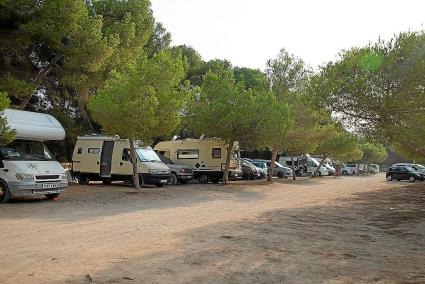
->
[3,109,65,141]
[77,135,115,141]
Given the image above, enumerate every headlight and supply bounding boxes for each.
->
[16,173,35,181]
[180,168,192,173]
[60,174,67,180]
[149,169,158,174]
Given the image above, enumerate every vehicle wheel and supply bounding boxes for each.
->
[45,193,60,200]
[167,173,178,186]
[156,183,165,188]
[342,170,348,176]
[102,179,112,185]
[386,175,392,181]
[211,178,220,184]
[299,168,305,176]
[277,172,284,179]
[409,176,416,183]
[0,180,11,204]
[199,175,209,184]
[78,175,90,185]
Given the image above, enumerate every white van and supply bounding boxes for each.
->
[0,109,68,203]
[72,136,170,187]
[154,138,242,183]
[279,155,329,176]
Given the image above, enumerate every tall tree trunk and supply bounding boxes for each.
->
[314,155,327,177]
[291,156,296,180]
[223,141,234,185]
[79,93,94,131]
[268,147,278,181]
[129,138,141,192]
[19,54,62,110]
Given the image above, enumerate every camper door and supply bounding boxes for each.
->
[100,141,114,177]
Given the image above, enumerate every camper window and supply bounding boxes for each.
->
[77,148,83,154]
[88,148,100,154]
[177,149,199,159]
[212,148,221,158]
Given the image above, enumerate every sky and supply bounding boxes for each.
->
[151,0,425,70]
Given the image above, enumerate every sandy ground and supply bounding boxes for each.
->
[0,174,424,284]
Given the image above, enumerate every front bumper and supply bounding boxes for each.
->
[8,181,68,197]
[176,173,194,181]
[142,173,171,185]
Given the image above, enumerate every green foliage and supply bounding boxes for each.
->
[186,67,258,145]
[266,48,310,100]
[88,50,189,144]
[313,31,425,160]
[145,22,172,57]
[234,67,269,91]
[0,92,15,145]
[254,92,292,150]
[315,123,362,162]
[357,143,388,164]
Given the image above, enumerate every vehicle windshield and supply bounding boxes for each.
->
[0,140,54,161]
[136,148,162,162]
[275,162,284,168]
[158,153,174,164]
[414,164,425,170]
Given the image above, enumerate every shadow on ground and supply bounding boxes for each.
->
[71,182,425,284]
[0,181,266,222]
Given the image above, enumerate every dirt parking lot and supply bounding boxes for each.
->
[0,175,424,283]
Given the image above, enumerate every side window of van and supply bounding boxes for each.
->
[88,148,100,154]
[122,149,131,161]
[212,148,221,158]
[177,149,199,159]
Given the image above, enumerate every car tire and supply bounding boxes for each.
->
[45,193,60,200]
[167,173,178,186]
[409,176,416,183]
[199,175,209,184]
[0,180,11,204]
[342,170,348,176]
[78,175,90,185]
[386,175,392,181]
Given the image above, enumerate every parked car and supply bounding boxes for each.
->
[393,163,425,175]
[248,160,268,179]
[254,159,292,178]
[386,166,424,182]
[242,160,260,180]
[341,164,358,175]
[157,154,194,185]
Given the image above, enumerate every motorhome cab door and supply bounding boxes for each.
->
[100,141,114,178]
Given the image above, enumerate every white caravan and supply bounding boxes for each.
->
[72,136,171,187]
[0,109,68,203]
[154,138,242,183]
[279,154,329,176]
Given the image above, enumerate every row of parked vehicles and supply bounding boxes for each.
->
[0,109,338,203]
[1,109,418,203]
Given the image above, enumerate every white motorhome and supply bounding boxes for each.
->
[72,136,170,187]
[279,154,329,176]
[0,109,68,203]
[154,138,242,183]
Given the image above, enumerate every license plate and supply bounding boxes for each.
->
[160,180,168,183]
[42,183,58,189]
